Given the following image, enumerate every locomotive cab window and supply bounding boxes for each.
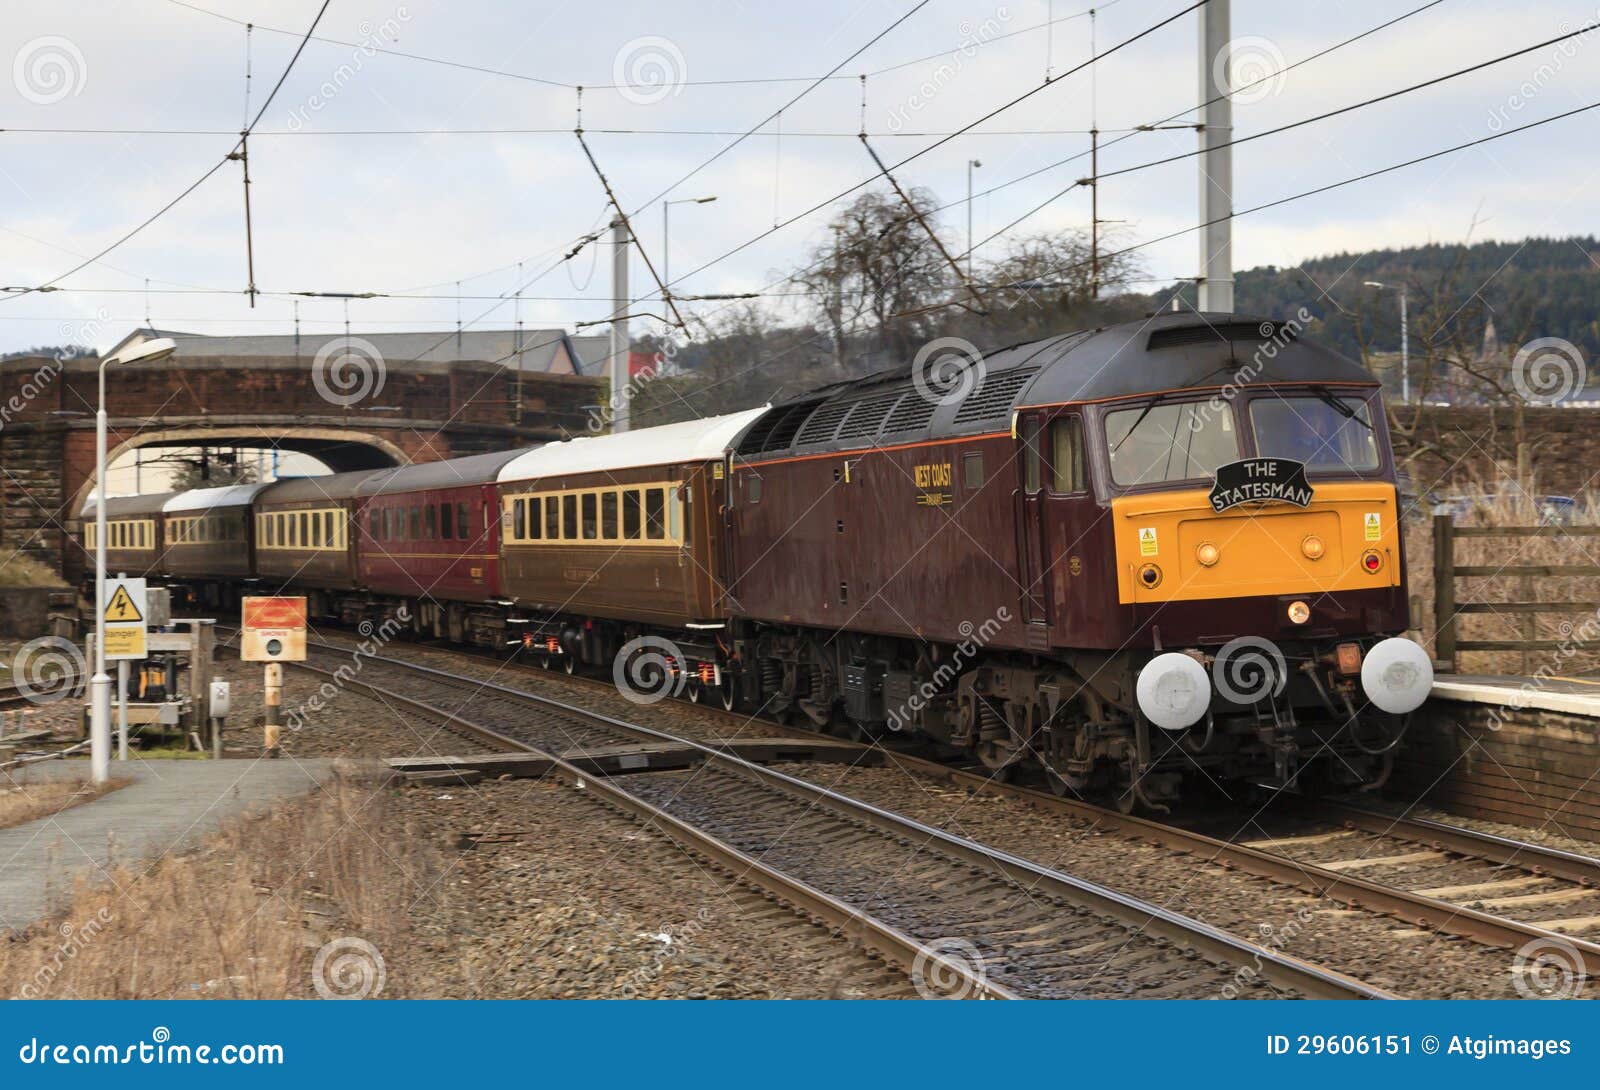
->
[1018,417,1043,492]
[1105,399,1239,487]
[1050,416,1088,493]
[1249,396,1379,472]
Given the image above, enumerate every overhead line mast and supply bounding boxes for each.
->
[1197,0,1234,313]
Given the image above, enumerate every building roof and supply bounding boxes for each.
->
[103,328,614,375]
[734,314,1377,461]
[498,408,770,483]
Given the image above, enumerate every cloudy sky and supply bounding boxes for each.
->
[2,0,1598,358]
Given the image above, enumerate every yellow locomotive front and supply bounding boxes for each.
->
[1078,380,1430,804]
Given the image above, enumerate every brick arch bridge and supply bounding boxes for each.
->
[0,352,603,578]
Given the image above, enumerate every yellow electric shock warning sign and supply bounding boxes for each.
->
[104,584,143,623]
[1139,527,1159,557]
[101,578,148,661]
[1364,512,1382,541]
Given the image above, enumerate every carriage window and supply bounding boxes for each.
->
[645,488,666,540]
[622,490,642,539]
[439,502,453,540]
[1050,417,1087,493]
[325,511,336,547]
[310,516,322,548]
[581,493,598,540]
[409,506,421,540]
[457,503,470,541]
[601,491,618,540]
[1105,399,1240,487]
[545,496,559,539]
[514,498,526,540]
[425,504,437,539]
[963,453,984,490]
[526,498,541,540]
[1249,396,1379,472]
[667,486,682,541]
[562,495,578,540]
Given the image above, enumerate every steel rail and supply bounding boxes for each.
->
[292,644,1391,1000]
[289,657,1014,1000]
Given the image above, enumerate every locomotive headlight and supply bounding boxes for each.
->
[1360,637,1433,714]
[1136,652,1211,731]
[1195,542,1220,567]
[1287,600,1311,625]
[1301,534,1325,560]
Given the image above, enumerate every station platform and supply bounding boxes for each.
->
[0,758,343,933]
[1396,676,1600,843]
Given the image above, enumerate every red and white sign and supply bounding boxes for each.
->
[241,596,307,662]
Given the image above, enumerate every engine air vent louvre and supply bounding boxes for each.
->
[880,390,938,434]
[833,391,905,441]
[952,367,1039,424]
[737,399,823,456]
[1146,321,1294,351]
[793,399,856,445]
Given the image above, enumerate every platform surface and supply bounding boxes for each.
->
[0,757,341,933]
[1433,674,1600,716]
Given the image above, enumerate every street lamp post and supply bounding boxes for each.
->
[1365,281,1410,403]
[966,159,982,281]
[662,196,717,301]
[90,337,176,783]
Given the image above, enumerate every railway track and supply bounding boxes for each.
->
[288,639,1387,1000]
[287,630,1600,988]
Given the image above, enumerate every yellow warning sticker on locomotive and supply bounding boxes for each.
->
[1138,527,1159,556]
[1364,512,1382,541]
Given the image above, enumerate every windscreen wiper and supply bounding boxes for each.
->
[1309,386,1373,431]
[1110,392,1169,453]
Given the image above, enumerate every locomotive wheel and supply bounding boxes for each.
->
[1044,767,1076,798]
[719,684,737,712]
[686,680,703,704]
[562,654,577,674]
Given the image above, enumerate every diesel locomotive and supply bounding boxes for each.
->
[82,312,1432,809]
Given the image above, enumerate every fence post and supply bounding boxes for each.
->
[1432,514,1457,672]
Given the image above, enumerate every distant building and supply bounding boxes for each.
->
[103,327,613,375]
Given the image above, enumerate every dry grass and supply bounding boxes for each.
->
[0,546,68,589]
[1407,492,1600,675]
[0,776,124,831]
[0,771,449,999]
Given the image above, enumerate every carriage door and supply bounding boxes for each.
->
[1015,414,1050,634]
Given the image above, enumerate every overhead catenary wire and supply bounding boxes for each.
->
[1,1,334,304]
[164,0,1113,92]
[966,11,1599,257]
[668,0,1206,292]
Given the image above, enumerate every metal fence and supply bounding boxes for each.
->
[1433,514,1600,672]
